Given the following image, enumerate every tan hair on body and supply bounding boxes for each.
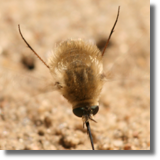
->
[18,6,120,150]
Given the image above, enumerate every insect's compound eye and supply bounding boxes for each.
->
[73,106,99,117]
[91,105,99,115]
[73,107,85,117]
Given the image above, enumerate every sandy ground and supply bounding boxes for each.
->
[0,0,150,150]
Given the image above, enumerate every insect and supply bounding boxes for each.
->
[18,6,120,150]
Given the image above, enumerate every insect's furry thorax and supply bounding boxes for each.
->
[48,39,105,108]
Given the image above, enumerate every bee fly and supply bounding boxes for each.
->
[18,6,120,150]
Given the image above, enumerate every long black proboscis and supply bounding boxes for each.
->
[86,122,95,150]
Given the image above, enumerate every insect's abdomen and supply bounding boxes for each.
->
[48,40,104,108]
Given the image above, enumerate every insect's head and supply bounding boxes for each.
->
[73,104,99,118]
[73,104,99,125]
[73,103,98,150]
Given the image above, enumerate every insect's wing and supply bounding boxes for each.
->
[0,57,55,105]
[102,38,150,83]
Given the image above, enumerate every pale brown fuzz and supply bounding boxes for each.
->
[18,6,120,150]
[48,40,105,109]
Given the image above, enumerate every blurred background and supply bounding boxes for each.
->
[0,0,150,150]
